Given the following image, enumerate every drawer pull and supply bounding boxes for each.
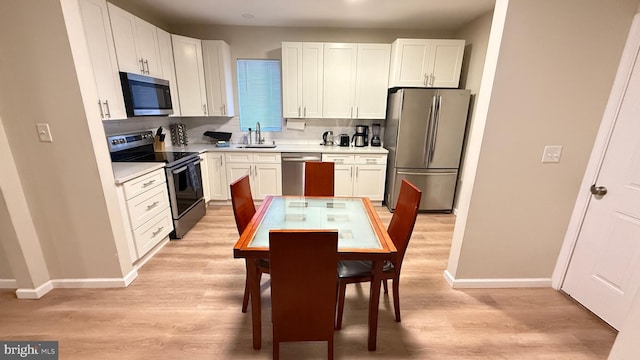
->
[366,159,377,164]
[146,201,160,211]
[334,159,344,164]
[142,179,156,187]
[151,226,165,237]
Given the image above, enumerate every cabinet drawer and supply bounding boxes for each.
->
[127,183,170,229]
[132,207,172,258]
[123,169,166,200]
[225,152,253,163]
[254,152,281,163]
[322,154,354,164]
[354,154,387,165]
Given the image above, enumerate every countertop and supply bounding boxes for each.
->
[112,162,166,184]
[165,143,389,154]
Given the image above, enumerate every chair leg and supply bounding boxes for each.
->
[273,340,279,360]
[241,276,250,313]
[335,280,347,330]
[382,279,389,294]
[328,335,334,360]
[392,276,401,322]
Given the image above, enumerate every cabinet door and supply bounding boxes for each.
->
[134,17,162,78]
[226,162,251,186]
[334,164,353,197]
[427,40,465,88]
[354,44,391,119]
[254,163,282,199]
[353,165,386,201]
[79,0,126,120]
[207,153,229,200]
[172,35,207,116]
[156,28,181,116]
[323,43,357,119]
[199,154,211,202]
[108,3,143,74]
[281,42,303,118]
[388,39,431,87]
[203,40,235,117]
[301,43,324,118]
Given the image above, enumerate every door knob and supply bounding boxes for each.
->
[590,184,608,196]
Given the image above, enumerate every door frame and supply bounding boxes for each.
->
[552,14,640,289]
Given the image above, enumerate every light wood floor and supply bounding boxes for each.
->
[0,205,616,359]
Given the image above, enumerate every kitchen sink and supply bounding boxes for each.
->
[238,143,277,148]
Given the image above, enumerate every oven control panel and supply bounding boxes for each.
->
[107,131,154,152]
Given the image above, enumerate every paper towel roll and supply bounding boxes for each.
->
[286,119,306,131]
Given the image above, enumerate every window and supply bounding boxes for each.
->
[236,59,282,131]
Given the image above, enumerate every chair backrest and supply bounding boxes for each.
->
[387,179,422,270]
[304,161,335,196]
[230,175,256,235]
[269,230,338,343]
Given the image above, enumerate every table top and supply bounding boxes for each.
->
[233,196,396,260]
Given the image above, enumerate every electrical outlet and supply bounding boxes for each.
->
[541,145,562,163]
[36,123,53,142]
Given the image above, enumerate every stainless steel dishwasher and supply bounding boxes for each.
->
[281,153,322,195]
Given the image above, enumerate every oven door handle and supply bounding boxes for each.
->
[170,159,202,174]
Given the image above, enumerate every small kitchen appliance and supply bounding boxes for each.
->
[322,131,334,146]
[338,134,350,147]
[119,72,173,117]
[371,123,381,147]
[108,131,205,239]
[352,125,368,147]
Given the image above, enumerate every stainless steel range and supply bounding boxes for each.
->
[108,131,206,239]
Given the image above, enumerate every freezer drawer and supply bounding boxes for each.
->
[387,169,457,212]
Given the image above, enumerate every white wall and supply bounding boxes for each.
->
[0,0,133,287]
[446,0,639,283]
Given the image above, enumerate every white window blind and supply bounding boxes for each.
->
[237,59,282,131]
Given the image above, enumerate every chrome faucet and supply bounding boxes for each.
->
[255,122,262,144]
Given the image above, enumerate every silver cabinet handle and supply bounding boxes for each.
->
[298,106,301,117]
[223,104,226,115]
[590,184,608,196]
[355,166,359,179]
[423,73,428,86]
[350,107,353,119]
[146,201,160,211]
[103,100,111,118]
[355,107,359,119]
[98,100,104,118]
[203,104,207,115]
[139,58,145,73]
[143,59,150,74]
[151,226,164,237]
[304,106,307,117]
[350,167,353,179]
[142,179,156,188]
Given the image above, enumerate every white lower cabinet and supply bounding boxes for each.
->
[116,168,173,263]
[225,152,282,200]
[322,153,387,202]
[207,152,228,200]
[199,153,211,202]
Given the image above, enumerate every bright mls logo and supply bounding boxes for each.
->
[0,341,58,359]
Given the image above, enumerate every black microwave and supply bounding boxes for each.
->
[120,72,173,117]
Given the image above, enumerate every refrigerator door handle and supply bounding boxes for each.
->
[429,95,442,164]
[425,95,437,166]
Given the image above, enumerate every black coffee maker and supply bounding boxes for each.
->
[352,125,368,147]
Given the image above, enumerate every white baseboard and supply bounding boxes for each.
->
[443,270,552,289]
[13,270,140,299]
[0,279,17,289]
[16,281,53,299]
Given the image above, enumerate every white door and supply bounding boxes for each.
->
[301,43,324,118]
[254,164,282,199]
[107,3,141,74]
[172,35,207,116]
[561,28,640,330]
[207,153,228,200]
[133,17,162,77]
[353,165,386,201]
[354,44,390,119]
[389,39,430,88]
[428,40,465,88]
[322,43,357,119]
[281,42,302,118]
[333,164,353,197]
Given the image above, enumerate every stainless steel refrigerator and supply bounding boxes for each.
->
[384,88,470,212]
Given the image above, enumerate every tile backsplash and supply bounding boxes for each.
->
[103,116,385,146]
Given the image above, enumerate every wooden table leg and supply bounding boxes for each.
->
[368,260,383,351]
[247,259,262,349]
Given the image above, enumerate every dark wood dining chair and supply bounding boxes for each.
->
[335,179,421,329]
[230,175,269,313]
[304,161,335,196]
[269,230,339,360]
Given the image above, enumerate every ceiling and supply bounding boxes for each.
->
[113,0,496,30]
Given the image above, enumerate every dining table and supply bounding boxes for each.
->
[233,195,396,351]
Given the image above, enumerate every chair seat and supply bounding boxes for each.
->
[337,260,394,278]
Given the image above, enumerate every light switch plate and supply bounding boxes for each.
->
[542,145,562,163]
[36,123,53,142]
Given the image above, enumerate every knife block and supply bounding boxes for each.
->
[153,136,165,151]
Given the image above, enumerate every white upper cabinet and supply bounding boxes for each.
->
[107,3,163,78]
[281,42,323,118]
[156,28,181,116]
[202,40,236,117]
[323,43,390,120]
[389,39,464,88]
[323,43,358,119]
[77,0,126,120]
[171,34,208,116]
